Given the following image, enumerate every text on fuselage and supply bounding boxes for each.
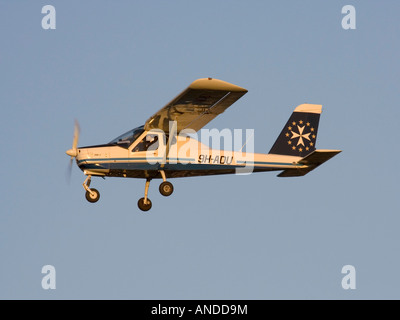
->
[198,155,233,164]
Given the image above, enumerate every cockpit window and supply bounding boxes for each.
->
[132,133,159,152]
[108,126,144,149]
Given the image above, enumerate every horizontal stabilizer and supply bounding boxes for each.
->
[278,149,341,177]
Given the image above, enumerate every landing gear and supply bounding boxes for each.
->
[159,170,174,197]
[159,181,173,196]
[137,178,152,211]
[81,172,174,210]
[137,171,174,211]
[85,188,100,203]
[83,175,100,203]
[138,197,152,211]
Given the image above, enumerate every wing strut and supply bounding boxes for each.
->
[161,120,177,168]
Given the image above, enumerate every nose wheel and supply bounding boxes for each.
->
[85,188,100,203]
[83,175,100,203]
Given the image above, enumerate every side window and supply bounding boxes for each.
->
[132,133,159,152]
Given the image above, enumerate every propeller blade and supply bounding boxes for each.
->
[66,157,73,184]
[66,119,80,184]
[72,119,80,151]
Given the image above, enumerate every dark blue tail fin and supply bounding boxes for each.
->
[269,104,322,157]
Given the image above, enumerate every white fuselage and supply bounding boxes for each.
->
[76,130,307,179]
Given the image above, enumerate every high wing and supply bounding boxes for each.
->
[144,78,248,134]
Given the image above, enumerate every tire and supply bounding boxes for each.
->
[138,197,152,211]
[159,181,174,197]
[85,188,100,203]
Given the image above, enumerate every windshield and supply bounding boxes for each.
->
[108,125,145,149]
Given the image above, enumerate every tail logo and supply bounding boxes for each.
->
[286,121,316,152]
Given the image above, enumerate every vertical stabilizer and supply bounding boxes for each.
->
[269,104,322,157]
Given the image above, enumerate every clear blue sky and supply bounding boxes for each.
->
[1,1,399,299]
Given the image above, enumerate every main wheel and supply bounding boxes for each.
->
[159,181,174,197]
[138,197,152,211]
[85,188,100,203]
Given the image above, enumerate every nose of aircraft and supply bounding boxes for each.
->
[66,148,78,157]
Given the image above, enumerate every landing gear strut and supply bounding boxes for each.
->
[83,175,100,203]
[138,178,152,211]
[137,171,174,212]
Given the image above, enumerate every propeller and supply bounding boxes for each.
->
[66,119,80,182]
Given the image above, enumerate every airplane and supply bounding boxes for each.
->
[66,77,341,211]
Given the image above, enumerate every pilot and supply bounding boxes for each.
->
[145,135,158,150]
[133,135,158,152]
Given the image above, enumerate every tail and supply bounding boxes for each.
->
[269,104,321,157]
[269,103,341,177]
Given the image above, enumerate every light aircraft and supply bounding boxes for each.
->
[66,78,341,211]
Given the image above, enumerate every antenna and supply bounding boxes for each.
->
[238,130,254,153]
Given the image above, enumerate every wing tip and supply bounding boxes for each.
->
[189,78,248,92]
